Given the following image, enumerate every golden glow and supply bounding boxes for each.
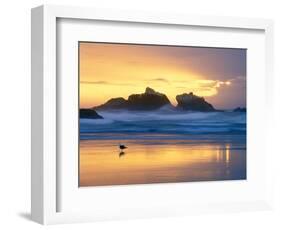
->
[226,144,230,167]
[79,140,245,186]
[79,43,233,108]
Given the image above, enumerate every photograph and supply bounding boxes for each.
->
[79,42,247,187]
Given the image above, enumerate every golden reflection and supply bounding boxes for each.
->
[79,140,246,186]
[225,144,230,165]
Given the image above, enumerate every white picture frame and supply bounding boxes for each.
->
[31,5,274,225]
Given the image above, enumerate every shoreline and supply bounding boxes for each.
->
[79,137,246,187]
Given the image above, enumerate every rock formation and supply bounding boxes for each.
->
[94,97,128,110]
[94,87,171,111]
[233,107,246,112]
[80,109,103,119]
[176,92,215,111]
[127,87,171,110]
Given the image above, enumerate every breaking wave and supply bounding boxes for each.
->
[80,110,246,139]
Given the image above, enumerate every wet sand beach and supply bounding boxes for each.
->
[79,135,246,186]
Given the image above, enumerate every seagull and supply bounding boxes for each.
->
[119,144,128,151]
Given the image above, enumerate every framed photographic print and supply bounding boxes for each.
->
[78,42,247,187]
[31,5,274,225]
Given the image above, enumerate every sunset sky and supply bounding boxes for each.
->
[79,42,246,110]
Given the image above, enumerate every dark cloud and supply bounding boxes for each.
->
[148,46,247,81]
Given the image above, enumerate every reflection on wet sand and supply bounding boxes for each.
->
[79,138,246,187]
[119,151,126,158]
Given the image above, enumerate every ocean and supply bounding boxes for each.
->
[79,110,246,186]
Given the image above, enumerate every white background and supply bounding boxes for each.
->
[58,18,267,216]
[0,0,280,229]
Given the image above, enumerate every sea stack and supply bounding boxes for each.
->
[94,97,128,110]
[233,107,246,112]
[127,87,171,110]
[94,87,171,111]
[80,109,103,119]
[176,92,215,112]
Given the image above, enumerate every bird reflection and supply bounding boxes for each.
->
[119,151,126,158]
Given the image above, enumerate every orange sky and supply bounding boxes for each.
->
[79,42,246,109]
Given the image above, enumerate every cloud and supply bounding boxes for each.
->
[176,86,187,89]
[81,81,108,85]
[232,76,246,83]
[80,81,134,86]
[197,80,218,88]
[172,79,234,98]
[151,78,170,83]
